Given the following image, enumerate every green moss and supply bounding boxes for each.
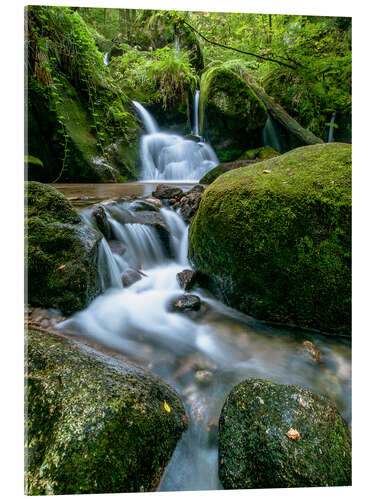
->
[218,378,351,489]
[25,329,188,495]
[189,143,352,335]
[198,65,267,158]
[237,146,280,161]
[26,182,102,314]
[200,147,281,184]
[26,6,141,182]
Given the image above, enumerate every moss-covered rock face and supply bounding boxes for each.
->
[189,143,351,335]
[218,378,351,489]
[200,146,280,184]
[25,329,188,495]
[26,6,141,183]
[199,66,267,161]
[26,182,102,314]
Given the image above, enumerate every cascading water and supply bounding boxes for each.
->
[103,52,109,66]
[133,101,218,181]
[192,90,200,137]
[262,114,283,153]
[58,195,351,491]
[328,111,336,143]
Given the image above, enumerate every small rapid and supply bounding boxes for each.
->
[133,101,218,181]
[57,195,351,491]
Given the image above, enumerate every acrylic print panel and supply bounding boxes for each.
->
[25,0,352,495]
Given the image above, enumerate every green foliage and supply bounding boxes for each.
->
[111,46,198,109]
[26,6,139,181]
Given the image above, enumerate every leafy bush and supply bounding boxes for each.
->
[111,46,198,109]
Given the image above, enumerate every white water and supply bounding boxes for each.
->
[193,90,200,137]
[328,111,336,143]
[133,101,218,181]
[262,114,282,153]
[58,198,351,491]
[103,52,109,66]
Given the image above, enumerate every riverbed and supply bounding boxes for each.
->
[53,182,351,492]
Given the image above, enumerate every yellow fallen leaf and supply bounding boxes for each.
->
[286,428,300,440]
[263,169,272,174]
[58,265,66,270]
[163,400,171,413]
[300,397,307,408]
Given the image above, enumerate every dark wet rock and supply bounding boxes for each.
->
[145,197,163,208]
[184,134,201,143]
[218,378,351,489]
[301,340,321,364]
[168,294,201,312]
[121,268,144,288]
[92,205,112,240]
[25,329,188,495]
[26,182,102,315]
[152,184,183,200]
[129,199,159,212]
[175,185,205,222]
[174,353,217,383]
[168,198,177,207]
[190,143,352,335]
[108,240,126,257]
[176,269,197,291]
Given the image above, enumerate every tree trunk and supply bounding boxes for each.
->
[247,79,324,145]
[119,9,126,36]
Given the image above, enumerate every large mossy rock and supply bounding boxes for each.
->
[189,143,352,335]
[200,146,280,185]
[199,66,267,162]
[218,378,351,489]
[25,329,188,495]
[26,182,102,314]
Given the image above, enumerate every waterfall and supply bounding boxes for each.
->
[97,238,123,290]
[133,101,159,134]
[193,90,200,137]
[133,101,218,181]
[262,114,282,153]
[103,52,109,66]
[174,35,180,56]
[328,112,336,143]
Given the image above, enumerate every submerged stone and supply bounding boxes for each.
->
[176,269,197,291]
[152,184,183,200]
[218,378,351,489]
[168,294,201,312]
[25,329,188,495]
[190,143,352,335]
[121,268,144,288]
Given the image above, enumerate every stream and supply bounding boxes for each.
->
[54,103,351,492]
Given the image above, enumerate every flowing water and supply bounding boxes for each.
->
[57,193,351,492]
[193,90,200,137]
[54,103,350,491]
[262,114,283,153]
[133,101,218,181]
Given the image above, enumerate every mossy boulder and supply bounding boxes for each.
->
[26,182,102,314]
[218,378,351,489]
[25,328,188,495]
[237,145,280,161]
[200,147,280,185]
[189,143,351,335]
[199,66,267,161]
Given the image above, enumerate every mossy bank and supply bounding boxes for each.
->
[25,329,188,495]
[26,181,102,314]
[189,143,351,335]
